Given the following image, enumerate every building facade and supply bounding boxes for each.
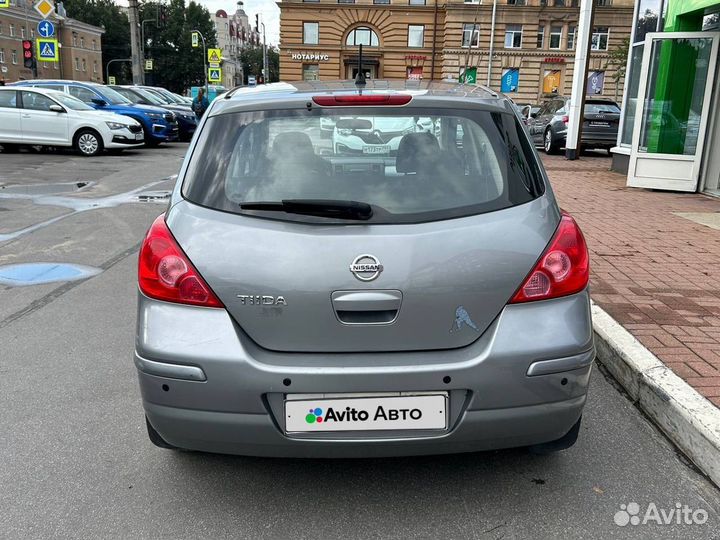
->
[0,1,103,84]
[611,0,720,195]
[213,7,261,87]
[278,0,634,102]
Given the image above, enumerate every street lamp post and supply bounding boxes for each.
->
[106,58,132,84]
[191,29,209,96]
[261,21,267,83]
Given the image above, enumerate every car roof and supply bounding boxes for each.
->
[11,79,101,87]
[212,79,510,115]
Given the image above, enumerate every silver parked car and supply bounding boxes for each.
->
[135,81,593,458]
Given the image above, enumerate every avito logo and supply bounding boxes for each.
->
[304,405,423,424]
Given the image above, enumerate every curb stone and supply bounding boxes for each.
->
[592,303,720,488]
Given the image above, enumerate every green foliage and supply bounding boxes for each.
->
[62,0,131,81]
[604,37,630,84]
[240,46,279,83]
[140,0,217,92]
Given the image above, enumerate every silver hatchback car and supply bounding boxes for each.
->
[135,81,593,457]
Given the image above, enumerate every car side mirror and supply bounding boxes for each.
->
[91,98,107,106]
[49,104,65,113]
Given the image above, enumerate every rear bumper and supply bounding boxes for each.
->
[135,289,594,457]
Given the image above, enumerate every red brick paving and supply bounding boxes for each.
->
[542,154,720,409]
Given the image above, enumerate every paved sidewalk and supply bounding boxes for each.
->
[543,154,720,408]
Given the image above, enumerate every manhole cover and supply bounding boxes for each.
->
[0,262,101,286]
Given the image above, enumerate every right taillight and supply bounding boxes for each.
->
[138,214,224,308]
[510,212,589,303]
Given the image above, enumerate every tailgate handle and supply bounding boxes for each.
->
[331,290,402,325]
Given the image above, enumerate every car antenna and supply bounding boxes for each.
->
[355,44,366,87]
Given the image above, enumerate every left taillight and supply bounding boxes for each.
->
[138,214,224,308]
[510,212,589,304]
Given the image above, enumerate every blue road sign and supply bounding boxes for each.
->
[37,20,55,38]
[37,38,58,62]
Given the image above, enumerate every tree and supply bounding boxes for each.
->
[139,0,217,92]
[604,37,630,102]
[62,0,131,82]
[240,46,279,84]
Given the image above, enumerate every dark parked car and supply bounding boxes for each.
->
[528,96,620,154]
[110,86,197,142]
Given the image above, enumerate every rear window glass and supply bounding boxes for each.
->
[182,107,544,224]
[585,102,620,114]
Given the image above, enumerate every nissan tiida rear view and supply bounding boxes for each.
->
[134,81,593,457]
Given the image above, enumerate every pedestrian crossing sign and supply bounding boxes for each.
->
[207,48,221,63]
[0,0,10,9]
[191,32,199,48]
[208,67,222,83]
[36,38,58,62]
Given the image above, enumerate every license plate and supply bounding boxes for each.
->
[134,133,143,141]
[285,394,447,432]
[363,145,390,155]
[590,121,610,127]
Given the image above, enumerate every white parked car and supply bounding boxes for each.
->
[333,116,434,156]
[0,86,144,156]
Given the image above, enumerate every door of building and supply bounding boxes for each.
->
[628,32,719,191]
[347,65,376,80]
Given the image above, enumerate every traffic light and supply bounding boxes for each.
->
[22,40,34,70]
[158,4,168,28]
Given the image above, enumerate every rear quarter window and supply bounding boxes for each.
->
[182,106,545,224]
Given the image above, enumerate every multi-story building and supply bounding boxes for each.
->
[213,7,261,86]
[278,0,634,103]
[0,1,103,84]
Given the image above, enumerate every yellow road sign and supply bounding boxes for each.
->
[145,59,153,71]
[34,0,54,18]
[0,0,11,9]
[108,76,116,85]
[36,38,58,62]
[208,67,222,83]
[207,48,221,63]
[191,32,199,48]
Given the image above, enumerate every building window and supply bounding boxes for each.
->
[567,26,575,49]
[10,24,15,37]
[82,59,87,72]
[536,25,544,48]
[461,23,480,48]
[0,23,3,35]
[409,0,426,4]
[504,24,522,48]
[303,0,320,2]
[303,22,319,45]
[303,64,319,81]
[72,34,78,46]
[374,0,390,3]
[11,50,17,64]
[74,57,79,70]
[591,27,609,50]
[501,68,519,93]
[21,27,25,39]
[507,0,526,5]
[346,27,379,47]
[543,69,561,94]
[93,61,97,74]
[92,40,96,50]
[596,0,612,6]
[30,29,34,38]
[464,0,480,3]
[408,25,424,48]
[80,37,85,48]
[0,50,4,64]
[549,26,562,49]
[337,0,355,3]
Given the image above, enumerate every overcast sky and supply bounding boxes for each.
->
[113,1,280,46]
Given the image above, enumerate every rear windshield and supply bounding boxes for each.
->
[182,107,544,224]
[585,102,620,114]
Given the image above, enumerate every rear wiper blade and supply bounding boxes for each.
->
[240,199,373,220]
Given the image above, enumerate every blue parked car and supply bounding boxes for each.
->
[10,80,178,145]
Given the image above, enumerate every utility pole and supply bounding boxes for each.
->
[487,0,498,86]
[256,14,267,83]
[565,0,595,160]
[127,0,144,84]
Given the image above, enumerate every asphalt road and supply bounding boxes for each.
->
[1,146,719,540]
